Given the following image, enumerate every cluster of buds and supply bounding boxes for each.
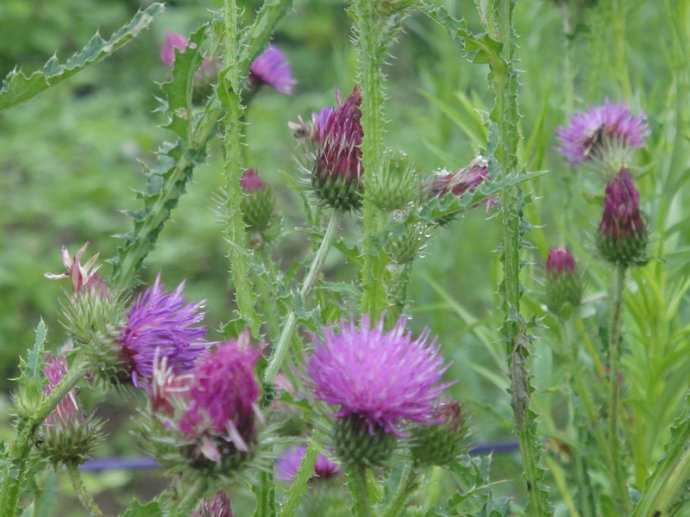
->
[39,355,103,465]
[240,169,279,245]
[147,333,263,472]
[545,247,582,317]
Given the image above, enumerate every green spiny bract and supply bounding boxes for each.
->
[332,414,396,468]
[367,150,421,212]
[409,401,470,467]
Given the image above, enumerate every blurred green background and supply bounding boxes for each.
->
[1,0,688,514]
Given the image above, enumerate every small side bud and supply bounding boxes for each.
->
[240,169,279,244]
[410,400,470,467]
[545,247,582,318]
[192,490,234,517]
[367,150,421,212]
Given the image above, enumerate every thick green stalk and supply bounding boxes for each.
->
[264,211,340,382]
[608,264,631,512]
[66,463,104,517]
[351,0,388,319]
[381,466,419,517]
[348,466,372,517]
[490,1,549,514]
[1,361,89,517]
[221,0,260,337]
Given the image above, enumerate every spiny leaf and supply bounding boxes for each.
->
[27,320,47,382]
[0,4,163,112]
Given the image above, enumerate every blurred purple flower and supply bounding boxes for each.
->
[546,247,577,274]
[275,445,341,483]
[160,31,189,69]
[240,168,265,193]
[303,316,451,436]
[557,100,649,166]
[121,274,209,387]
[179,333,262,460]
[249,44,296,94]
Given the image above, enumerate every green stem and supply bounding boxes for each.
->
[608,264,631,512]
[66,463,104,517]
[631,408,690,517]
[264,211,340,382]
[381,466,419,517]
[221,0,260,337]
[348,465,372,517]
[1,361,89,517]
[351,0,389,320]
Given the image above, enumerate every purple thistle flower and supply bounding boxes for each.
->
[249,44,296,94]
[303,316,451,436]
[545,247,582,316]
[121,274,209,387]
[179,334,262,459]
[160,31,189,69]
[557,99,649,166]
[275,445,341,483]
[311,107,334,144]
[43,354,82,427]
[192,490,233,517]
[596,168,648,265]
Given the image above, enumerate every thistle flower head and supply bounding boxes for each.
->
[240,169,265,193]
[275,445,341,483]
[557,100,649,167]
[45,243,107,297]
[249,44,296,95]
[120,274,209,387]
[239,169,277,242]
[192,490,233,517]
[178,334,263,461]
[43,355,81,427]
[545,247,582,317]
[311,86,364,210]
[596,169,648,266]
[303,316,451,437]
[160,31,189,68]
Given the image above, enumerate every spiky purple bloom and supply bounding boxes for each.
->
[192,490,233,517]
[303,316,451,436]
[249,44,296,94]
[179,334,262,460]
[160,31,189,68]
[311,87,363,210]
[596,169,647,265]
[557,100,649,166]
[275,445,341,483]
[121,274,209,387]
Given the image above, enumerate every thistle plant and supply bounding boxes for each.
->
[1,1,689,517]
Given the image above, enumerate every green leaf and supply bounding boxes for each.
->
[27,320,47,382]
[121,499,161,517]
[0,4,164,112]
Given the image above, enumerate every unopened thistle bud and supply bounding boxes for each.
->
[311,87,363,211]
[545,247,582,317]
[367,150,421,212]
[427,156,494,223]
[47,245,124,380]
[192,490,233,517]
[596,169,648,267]
[240,169,278,242]
[39,355,104,465]
[410,400,470,467]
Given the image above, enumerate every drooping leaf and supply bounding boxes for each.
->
[0,4,164,112]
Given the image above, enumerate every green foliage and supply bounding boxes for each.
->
[0,3,163,112]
